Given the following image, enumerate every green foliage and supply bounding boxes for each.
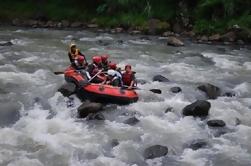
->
[0,0,250,34]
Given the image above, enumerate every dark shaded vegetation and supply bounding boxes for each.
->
[0,0,250,34]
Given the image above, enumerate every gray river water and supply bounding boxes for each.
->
[0,27,251,166]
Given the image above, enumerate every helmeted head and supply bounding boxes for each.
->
[77,56,85,65]
[101,54,109,63]
[125,64,132,72]
[109,63,117,70]
[70,43,77,52]
[92,56,102,65]
[107,69,116,77]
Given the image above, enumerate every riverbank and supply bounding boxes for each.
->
[1,18,250,46]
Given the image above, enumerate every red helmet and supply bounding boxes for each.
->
[109,63,117,70]
[92,56,102,64]
[125,64,132,70]
[101,54,109,62]
[77,56,85,64]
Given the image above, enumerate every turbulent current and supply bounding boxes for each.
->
[0,27,251,166]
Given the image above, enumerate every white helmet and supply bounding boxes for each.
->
[107,69,116,76]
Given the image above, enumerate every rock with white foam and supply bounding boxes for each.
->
[143,145,168,159]
[78,102,103,118]
[182,100,211,117]
[197,83,221,99]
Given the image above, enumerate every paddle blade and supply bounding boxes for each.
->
[150,89,162,94]
[54,71,64,75]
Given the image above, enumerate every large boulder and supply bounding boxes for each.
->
[153,75,169,82]
[182,100,211,117]
[197,83,221,99]
[220,31,237,42]
[58,83,76,97]
[207,119,226,127]
[78,102,103,118]
[167,36,184,47]
[0,102,21,127]
[209,34,220,41]
[143,145,168,159]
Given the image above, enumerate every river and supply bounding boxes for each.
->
[0,27,251,166]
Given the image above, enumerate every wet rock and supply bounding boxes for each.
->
[58,82,76,97]
[162,31,174,37]
[115,27,123,33]
[78,102,103,118]
[129,30,141,35]
[111,139,119,147]
[197,83,221,99]
[123,117,140,125]
[182,31,195,37]
[207,119,226,127]
[117,40,124,44]
[71,22,83,28]
[0,102,21,127]
[182,100,211,117]
[136,79,147,85]
[170,87,182,93]
[87,24,98,28]
[165,107,173,113]
[223,91,236,97]
[12,18,22,26]
[153,75,169,82]
[235,118,241,125]
[209,34,220,41]
[167,36,184,47]
[201,35,209,42]
[221,31,236,42]
[0,41,13,46]
[187,139,208,150]
[87,112,105,120]
[61,20,70,27]
[143,145,168,159]
[149,89,162,94]
[96,40,110,46]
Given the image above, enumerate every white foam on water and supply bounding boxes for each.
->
[10,38,32,46]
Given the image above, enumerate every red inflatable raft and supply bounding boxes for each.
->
[64,66,138,104]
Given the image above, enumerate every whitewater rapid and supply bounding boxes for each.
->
[0,27,251,166]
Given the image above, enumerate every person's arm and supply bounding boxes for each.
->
[128,73,136,89]
[79,51,88,65]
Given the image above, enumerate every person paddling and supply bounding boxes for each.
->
[101,54,110,71]
[106,63,122,87]
[68,43,87,68]
[87,56,106,83]
[122,65,136,89]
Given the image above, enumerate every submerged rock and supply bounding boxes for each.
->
[170,87,182,93]
[0,41,13,46]
[182,100,211,117]
[110,139,119,147]
[153,75,169,82]
[167,37,184,47]
[0,102,21,127]
[143,145,168,159]
[58,83,76,97]
[223,91,236,97]
[137,79,147,85]
[207,119,226,127]
[187,139,208,150]
[87,112,105,120]
[78,102,103,118]
[123,117,140,125]
[165,107,173,113]
[197,83,221,99]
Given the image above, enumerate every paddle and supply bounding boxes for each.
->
[123,86,162,94]
[54,71,64,75]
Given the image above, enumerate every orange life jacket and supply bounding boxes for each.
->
[122,72,134,86]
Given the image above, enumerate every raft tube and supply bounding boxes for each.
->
[64,66,138,104]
